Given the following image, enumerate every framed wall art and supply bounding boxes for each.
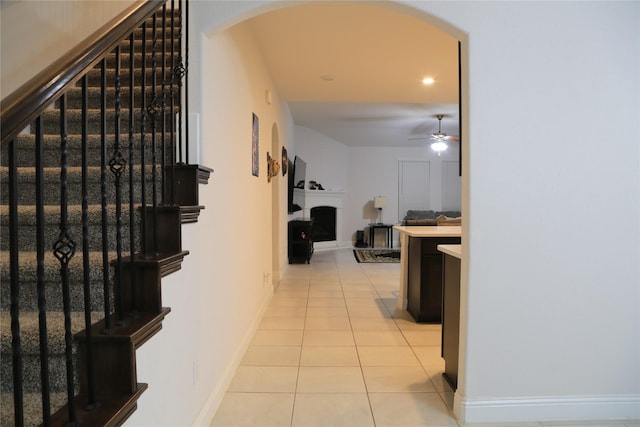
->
[252,113,259,177]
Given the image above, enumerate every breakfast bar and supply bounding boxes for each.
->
[393,225,461,322]
[438,244,462,390]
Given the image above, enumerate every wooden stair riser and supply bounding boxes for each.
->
[143,206,182,256]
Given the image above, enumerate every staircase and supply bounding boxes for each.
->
[0,1,212,425]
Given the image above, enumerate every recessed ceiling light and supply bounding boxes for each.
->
[320,74,336,82]
[422,77,435,85]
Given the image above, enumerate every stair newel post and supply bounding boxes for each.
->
[127,32,139,314]
[80,75,98,410]
[109,45,127,324]
[35,116,52,424]
[100,57,113,333]
[8,136,24,427]
[147,12,160,256]
[53,94,79,425]
[140,22,149,258]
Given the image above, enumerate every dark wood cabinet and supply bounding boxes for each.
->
[288,220,313,264]
[406,236,460,322]
[442,252,461,390]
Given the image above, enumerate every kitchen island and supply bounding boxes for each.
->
[438,244,462,390]
[393,225,461,322]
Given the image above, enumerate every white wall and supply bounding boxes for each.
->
[0,0,136,96]
[294,125,349,193]
[409,0,640,422]
[127,13,294,427]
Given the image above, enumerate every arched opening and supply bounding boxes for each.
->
[195,1,470,423]
[271,122,281,286]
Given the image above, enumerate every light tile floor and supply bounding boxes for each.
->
[211,248,640,427]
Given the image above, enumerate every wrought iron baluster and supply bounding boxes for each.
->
[128,32,139,312]
[110,45,126,323]
[140,22,148,257]
[173,0,188,164]
[169,0,177,204]
[184,0,190,164]
[81,75,97,409]
[100,57,113,333]
[161,4,167,204]
[34,116,52,425]
[147,12,160,256]
[53,94,78,424]
[8,136,24,427]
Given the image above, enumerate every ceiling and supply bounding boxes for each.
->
[244,2,460,148]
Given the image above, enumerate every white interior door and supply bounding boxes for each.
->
[442,161,461,211]
[398,160,430,219]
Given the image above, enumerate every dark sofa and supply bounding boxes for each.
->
[402,209,462,226]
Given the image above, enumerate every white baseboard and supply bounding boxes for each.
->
[455,393,640,423]
[191,288,274,426]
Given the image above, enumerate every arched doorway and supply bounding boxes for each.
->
[194,1,470,422]
[271,122,281,286]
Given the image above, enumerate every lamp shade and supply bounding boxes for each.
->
[374,196,387,209]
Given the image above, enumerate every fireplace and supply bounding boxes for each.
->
[302,190,346,248]
[310,206,336,242]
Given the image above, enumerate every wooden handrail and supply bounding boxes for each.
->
[0,0,164,146]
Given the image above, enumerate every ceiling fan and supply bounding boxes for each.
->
[408,114,459,142]
[408,114,458,156]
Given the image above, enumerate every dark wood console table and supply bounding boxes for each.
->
[288,220,313,263]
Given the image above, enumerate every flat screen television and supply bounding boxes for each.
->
[288,155,306,213]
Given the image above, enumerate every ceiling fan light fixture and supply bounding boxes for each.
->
[431,140,447,155]
[430,114,448,155]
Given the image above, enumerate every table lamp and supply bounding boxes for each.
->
[374,196,387,224]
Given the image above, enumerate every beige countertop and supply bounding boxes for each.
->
[438,244,462,259]
[393,225,461,237]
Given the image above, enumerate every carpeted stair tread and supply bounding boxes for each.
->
[6,133,171,168]
[0,250,118,312]
[1,311,103,394]
[0,391,67,427]
[0,311,102,355]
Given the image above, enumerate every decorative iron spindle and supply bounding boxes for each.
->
[34,116,52,425]
[169,0,177,204]
[8,136,24,427]
[140,22,148,257]
[147,12,160,256]
[174,0,187,165]
[184,0,190,164]
[80,75,98,409]
[128,32,139,312]
[109,46,127,323]
[100,57,113,333]
[52,94,78,424]
[161,4,168,204]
